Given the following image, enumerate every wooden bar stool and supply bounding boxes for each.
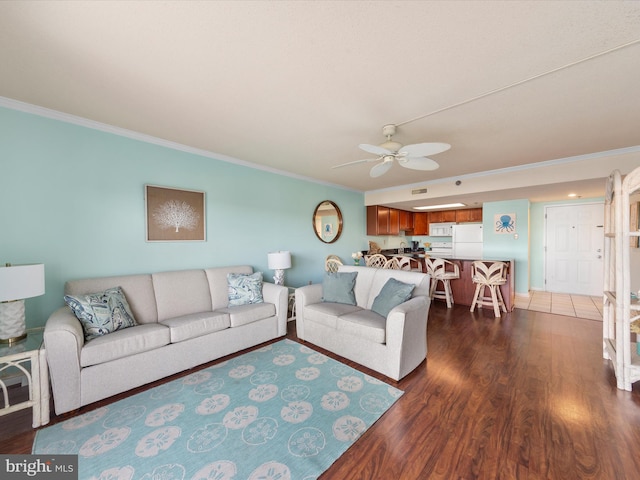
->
[426,258,460,308]
[470,261,508,317]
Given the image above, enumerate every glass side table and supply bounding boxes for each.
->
[0,329,50,427]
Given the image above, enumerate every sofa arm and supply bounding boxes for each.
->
[386,295,430,342]
[294,283,323,340]
[386,295,430,370]
[43,306,85,414]
[262,282,289,336]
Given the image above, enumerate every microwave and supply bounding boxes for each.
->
[429,222,455,237]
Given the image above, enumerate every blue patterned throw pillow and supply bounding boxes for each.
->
[64,286,137,341]
[228,272,264,306]
[371,278,415,318]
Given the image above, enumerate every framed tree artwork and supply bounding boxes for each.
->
[145,185,206,242]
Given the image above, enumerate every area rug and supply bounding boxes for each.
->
[33,339,403,480]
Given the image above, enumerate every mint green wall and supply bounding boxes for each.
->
[529,197,604,291]
[1,107,366,329]
[482,199,530,295]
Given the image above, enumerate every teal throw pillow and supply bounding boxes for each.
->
[64,286,137,341]
[228,272,264,306]
[322,271,358,305]
[371,278,415,318]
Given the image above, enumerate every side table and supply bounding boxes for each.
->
[0,330,50,427]
[287,287,296,321]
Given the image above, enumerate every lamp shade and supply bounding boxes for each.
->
[268,251,291,270]
[0,264,45,302]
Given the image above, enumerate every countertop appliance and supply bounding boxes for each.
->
[411,241,420,251]
[429,241,453,258]
[429,222,455,237]
[452,223,483,258]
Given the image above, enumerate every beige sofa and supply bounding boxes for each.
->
[44,265,288,415]
[295,265,431,381]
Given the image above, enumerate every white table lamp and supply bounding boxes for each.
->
[0,263,45,344]
[268,251,291,286]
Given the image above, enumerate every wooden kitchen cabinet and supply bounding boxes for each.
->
[412,212,429,235]
[399,210,413,231]
[455,208,483,223]
[389,208,399,235]
[367,206,400,235]
[429,210,456,223]
[366,205,482,235]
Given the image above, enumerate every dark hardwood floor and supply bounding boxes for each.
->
[2,303,640,479]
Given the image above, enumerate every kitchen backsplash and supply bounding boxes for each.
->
[366,235,448,250]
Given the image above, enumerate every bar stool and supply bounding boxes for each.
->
[365,253,387,268]
[398,256,422,271]
[383,257,401,270]
[470,261,508,317]
[426,258,460,308]
[325,255,343,273]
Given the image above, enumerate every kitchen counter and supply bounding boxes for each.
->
[440,258,515,312]
[385,253,516,312]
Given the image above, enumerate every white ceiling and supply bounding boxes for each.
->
[1,1,640,209]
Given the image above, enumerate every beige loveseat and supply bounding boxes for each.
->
[295,265,431,381]
[44,265,288,415]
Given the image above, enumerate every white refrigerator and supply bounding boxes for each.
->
[452,223,483,258]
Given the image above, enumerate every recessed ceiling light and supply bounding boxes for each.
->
[568,193,577,197]
[414,203,466,210]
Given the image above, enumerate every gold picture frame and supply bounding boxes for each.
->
[145,185,206,242]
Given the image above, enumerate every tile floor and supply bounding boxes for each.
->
[515,290,603,320]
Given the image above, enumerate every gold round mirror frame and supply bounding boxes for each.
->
[313,200,343,244]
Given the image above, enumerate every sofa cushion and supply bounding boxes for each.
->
[217,302,276,328]
[335,266,377,307]
[152,269,213,322]
[160,311,230,343]
[80,324,170,367]
[304,302,362,329]
[322,271,358,305]
[205,266,254,310]
[227,272,264,306]
[64,287,138,341]
[65,274,158,324]
[367,269,430,308]
[338,310,387,344]
[371,278,416,318]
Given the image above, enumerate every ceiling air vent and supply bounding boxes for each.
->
[411,188,428,195]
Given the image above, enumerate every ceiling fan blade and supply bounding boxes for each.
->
[332,157,379,169]
[359,143,394,156]
[399,157,440,171]
[370,160,393,178]
[399,142,450,157]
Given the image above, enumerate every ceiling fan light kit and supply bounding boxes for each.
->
[333,124,450,177]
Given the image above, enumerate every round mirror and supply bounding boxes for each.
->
[313,200,343,243]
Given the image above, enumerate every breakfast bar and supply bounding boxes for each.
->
[445,257,515,312]
[389,253,516,312]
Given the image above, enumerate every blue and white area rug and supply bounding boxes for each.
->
[33,339,403,480]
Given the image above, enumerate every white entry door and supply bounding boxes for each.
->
[545,203,604,296]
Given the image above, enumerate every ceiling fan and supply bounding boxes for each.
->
[333,124,450,178]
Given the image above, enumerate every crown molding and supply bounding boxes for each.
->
[0,96,360,193]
